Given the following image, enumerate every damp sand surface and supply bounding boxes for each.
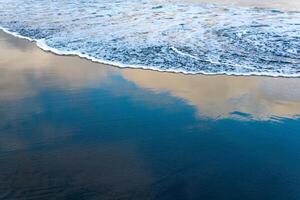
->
[0,31,300,200]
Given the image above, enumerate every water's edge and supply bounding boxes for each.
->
[1,26,298,78]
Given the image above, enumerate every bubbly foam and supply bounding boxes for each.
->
[0,0,299,77]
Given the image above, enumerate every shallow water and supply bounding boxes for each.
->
[0,0,300,76]
[1,31,300,200]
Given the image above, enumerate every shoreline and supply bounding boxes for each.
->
[1,28,298,78]
[1,2,300,199]
[1,30,300,121]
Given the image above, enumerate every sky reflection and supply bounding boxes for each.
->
[1,31,300,121]
[1,31,300,200]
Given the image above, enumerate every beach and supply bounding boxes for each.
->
[1,0,299,77]
[0,30,300,199]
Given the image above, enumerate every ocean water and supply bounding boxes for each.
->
[0,0,300,76]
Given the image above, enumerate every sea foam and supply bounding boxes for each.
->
[0,0,299,77]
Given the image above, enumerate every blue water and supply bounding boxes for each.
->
[0,0,300,76]
[1,31,300,200]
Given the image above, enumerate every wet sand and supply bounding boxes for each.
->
[1,30,300,120]
[0,30,300,200]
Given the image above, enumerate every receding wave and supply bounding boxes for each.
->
[0,0,299,77]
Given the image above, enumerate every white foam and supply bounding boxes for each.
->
[0,0,299,77]
[2,26,300,78]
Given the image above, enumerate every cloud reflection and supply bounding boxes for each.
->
[0,31,111,100]
[1,31,300,121]
[122,70,300,120]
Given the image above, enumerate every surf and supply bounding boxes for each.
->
[0,0,299,77]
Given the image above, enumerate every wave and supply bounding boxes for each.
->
[0,0,299,77]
